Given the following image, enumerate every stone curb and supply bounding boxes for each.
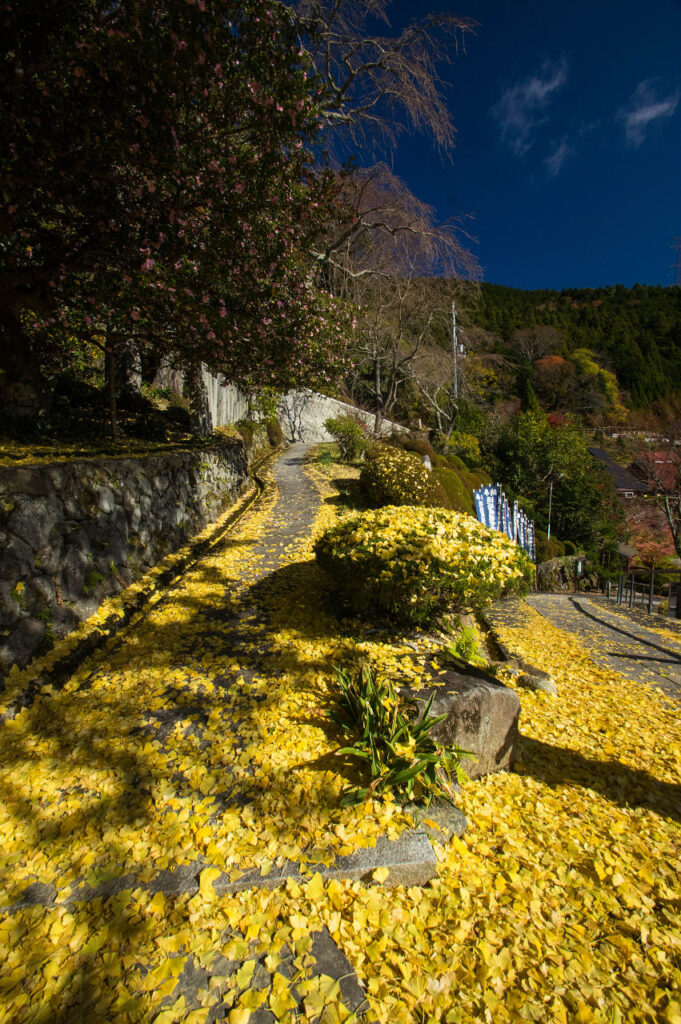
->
[2,831,438,914]
[481,602,558,695]
[0,450,281,718]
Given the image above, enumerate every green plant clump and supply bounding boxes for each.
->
[360,444,451,510]
[265,418,285,448]
[315,505,534,626]
[236,419,257,449]
[331,665,467,805]
[324,415,368,462]
[447,626,488,667]
[432,466,475,515]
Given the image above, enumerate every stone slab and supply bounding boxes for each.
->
[0,831,437,915]
[404,798,468,844]
[408,655,521,779]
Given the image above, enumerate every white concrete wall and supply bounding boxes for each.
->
[202,369,405,442]
[276,389,403,442]
[202,371,250,427]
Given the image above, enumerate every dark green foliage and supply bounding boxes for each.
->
[330,665,467,805]
[324,416,368,462]
[535,530,566,562]
[236,419,256,449]
[432,467,474,515]
[494,412,623,554]
[265,418,285,448]
[163,405,191,430]
[403,436,435,459]
[477,282,681,409]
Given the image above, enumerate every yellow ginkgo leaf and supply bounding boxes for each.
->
[198,867,221,900]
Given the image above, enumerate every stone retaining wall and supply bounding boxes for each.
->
[0,437,260,676]
[201,370,405,443]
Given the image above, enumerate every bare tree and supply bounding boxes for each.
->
[290,0,482,433]
[292,0,475,157]
[313,162,477,291]
[628,401,681,558]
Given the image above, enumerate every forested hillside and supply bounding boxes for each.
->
[474,282,681,408]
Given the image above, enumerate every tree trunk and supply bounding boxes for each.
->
[105,339,119,443]
[186,359,213,436]
[373,358,384,438]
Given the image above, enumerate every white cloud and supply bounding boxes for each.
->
[544,138,572,177]
[619,79,680,146]
[492,59,568,157]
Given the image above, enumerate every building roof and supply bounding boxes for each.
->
[588,448,648,493]
[629,451,679,492]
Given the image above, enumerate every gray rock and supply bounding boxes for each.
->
[516,670,558,695]
[98,487,116,513]
[409,657,520,779]
[0,617,46,671]
[310,927,368,1014]
[25,576,56,613]
[404,798,468,843]
[71,597,99,622]
[0,534,34,578]
[1,466,50,497]
[0,580,21,623]
[7,496,61,550]
[211,831,438,894]
[60,545,90,600]
[35,532,64,576]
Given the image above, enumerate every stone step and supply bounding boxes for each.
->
[2,830,438,914]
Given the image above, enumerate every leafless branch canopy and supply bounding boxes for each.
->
[292,0,476,157]
[313,162,479,294]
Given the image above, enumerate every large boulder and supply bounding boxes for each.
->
[407,656,520,779]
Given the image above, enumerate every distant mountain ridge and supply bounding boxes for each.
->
[474,282,681,408]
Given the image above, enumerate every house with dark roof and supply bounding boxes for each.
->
[588,448,648,499]
[629,451,680,493]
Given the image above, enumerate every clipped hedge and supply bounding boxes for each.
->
[360,444,450,509]
[432,467,475,515]
[265,417,285,448]
[315,506,534,626]
[324,415,369,462]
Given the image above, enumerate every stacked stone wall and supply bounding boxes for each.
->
[0,439,255,675]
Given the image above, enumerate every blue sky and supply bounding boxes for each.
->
[387,0,681,290]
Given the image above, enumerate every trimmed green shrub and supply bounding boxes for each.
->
[315,505,534,626]
[535,531,566,562]
[324,415,369,462]
[403,435,435,459]
[236,418,257,449]
[360,444,451,509]
[432,467,475,515]
[265,417,284,448]
[447,455,467,471]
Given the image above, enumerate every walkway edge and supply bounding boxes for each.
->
[0,448,282,719]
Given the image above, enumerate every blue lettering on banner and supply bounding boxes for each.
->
[473,484,535,561]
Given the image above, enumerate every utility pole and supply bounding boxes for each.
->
[452,299,465,398]
[452,299,458,399]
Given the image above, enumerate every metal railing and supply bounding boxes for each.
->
[607,569,681,618]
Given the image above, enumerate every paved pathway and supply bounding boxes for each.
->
[0,445,382,1022]
[524,593,681,702]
